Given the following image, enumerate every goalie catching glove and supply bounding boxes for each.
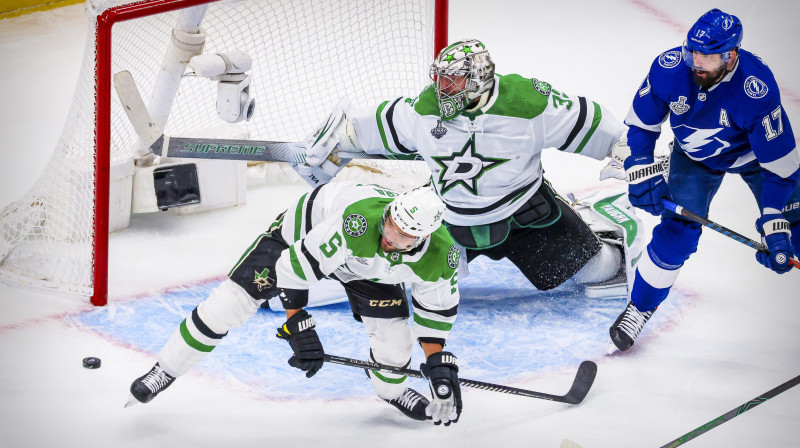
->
[420,351,462,426]
[293,100,364,187]
[276,309,324,377]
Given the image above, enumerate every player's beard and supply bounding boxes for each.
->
[692,68,726,89]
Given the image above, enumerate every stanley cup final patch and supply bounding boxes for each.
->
[344,214,368,237]
[431,120,448,139]
[669,96,690,115]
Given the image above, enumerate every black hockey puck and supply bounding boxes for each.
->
[82,357,101,369]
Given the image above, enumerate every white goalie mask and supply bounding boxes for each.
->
[381,186,446,251]
[430,39,495,121]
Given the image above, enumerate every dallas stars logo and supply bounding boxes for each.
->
[447,245,460,269]
[431,134,508,195]
[344,214,368,237]
[253,268,274,291]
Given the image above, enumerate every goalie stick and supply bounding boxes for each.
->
[113,70,392,163]
[663,199,800,269]
[324,354,597,404]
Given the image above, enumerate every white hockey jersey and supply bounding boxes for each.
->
[349,74,626,226]
[274,181,460,342]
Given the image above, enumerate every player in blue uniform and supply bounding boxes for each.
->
[609,8,800,351]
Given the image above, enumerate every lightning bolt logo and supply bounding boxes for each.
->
[673,125,731,161]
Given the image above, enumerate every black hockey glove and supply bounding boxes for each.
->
[276,309,324,378]
[420,351,462,426]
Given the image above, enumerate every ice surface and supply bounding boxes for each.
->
[1,1,799,447]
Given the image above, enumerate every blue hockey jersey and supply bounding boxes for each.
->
[625,47,800,211]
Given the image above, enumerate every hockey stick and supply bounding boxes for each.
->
[663,199,800,269]
[323,354,597,404]
[561,373,800,448]
[659,373,800,447]
[113,70,388,163]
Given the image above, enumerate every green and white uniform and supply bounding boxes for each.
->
[156,181,459,401]
[342,74,635,292]
[349,74,625,226]
[275,181,460,341]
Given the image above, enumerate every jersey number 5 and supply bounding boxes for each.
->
[320,232,343,257]
[762,106,784,141]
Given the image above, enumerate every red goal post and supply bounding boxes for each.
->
[0,0,448,306]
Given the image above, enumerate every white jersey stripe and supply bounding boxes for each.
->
[625,106,666,133]
[760,146,800,178]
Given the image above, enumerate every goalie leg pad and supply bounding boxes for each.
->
[362,316,414,400]
[575,192,646,289]
[573,242,622,284]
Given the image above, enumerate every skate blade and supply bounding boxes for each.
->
[584,284,627,299]
[124,394,140,408]
[605,340,620,356]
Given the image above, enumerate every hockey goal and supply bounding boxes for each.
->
[0,0,447,305]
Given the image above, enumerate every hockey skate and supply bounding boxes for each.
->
[609,301,655,352]
[384,388,430,421]
[125,363,176,407]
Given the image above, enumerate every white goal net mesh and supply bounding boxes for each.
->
[0,0,436,300]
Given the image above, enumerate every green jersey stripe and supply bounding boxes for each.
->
[294,193,308,241]
[375,101,391,153]
[228,233,268,277]
[575,101,603,154]
[288,245,307,281]
[558,96,588,151]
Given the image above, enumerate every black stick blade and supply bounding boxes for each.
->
[562,361,598,404]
